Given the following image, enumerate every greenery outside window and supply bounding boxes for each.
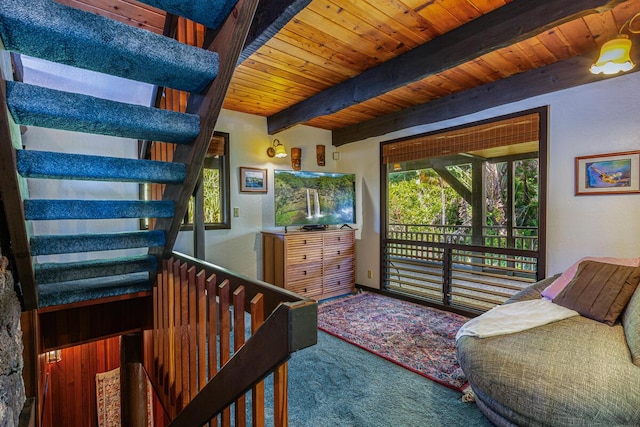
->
[382,108,547,314]
[183,131,230,230]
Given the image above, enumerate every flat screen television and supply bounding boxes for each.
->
[274,170,356,228]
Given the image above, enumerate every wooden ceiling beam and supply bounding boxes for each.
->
[267,0,624,135]
[332,52,640,146]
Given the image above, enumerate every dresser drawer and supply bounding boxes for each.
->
[323,232,354,248]
[287,262,322,282]
[323,256,354,276]
[285,235,322,265]
[324,271,355,295]
[324,243,354,258]
[287,277,323,298]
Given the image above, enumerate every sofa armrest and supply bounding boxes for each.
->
[504,274,560,304]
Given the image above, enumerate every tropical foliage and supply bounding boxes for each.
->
[387,157,538,244]
[187,168,222,224]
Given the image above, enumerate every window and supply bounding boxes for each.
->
[183,131,230,229]
[382,108,547,313]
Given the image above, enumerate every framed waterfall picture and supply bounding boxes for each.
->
[575,151,640,195]
[239,167,268,193]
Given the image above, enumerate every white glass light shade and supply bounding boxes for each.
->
[590,36,635,75]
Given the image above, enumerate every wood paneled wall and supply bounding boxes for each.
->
[149,16,205,231]
[41,337,120,427]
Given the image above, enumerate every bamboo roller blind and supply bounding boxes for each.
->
[382,113,540,164]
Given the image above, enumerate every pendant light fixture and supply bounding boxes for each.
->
[591,12,640,75]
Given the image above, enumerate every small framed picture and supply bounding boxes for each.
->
[239,167,268,193]
[575,151,640,195]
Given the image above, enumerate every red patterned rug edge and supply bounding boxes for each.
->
[317,325,469,393]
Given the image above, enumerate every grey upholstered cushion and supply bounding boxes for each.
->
[623,286,640,367]
[457,315,640,425]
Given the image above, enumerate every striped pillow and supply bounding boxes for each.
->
[553,261,640,326]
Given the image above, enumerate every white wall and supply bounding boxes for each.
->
[174,109,336,279]
[339,71,640,288]
[20,58,155,263]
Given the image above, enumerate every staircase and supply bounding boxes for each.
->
[0,0,258,311]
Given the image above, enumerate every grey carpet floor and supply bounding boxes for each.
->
[264,330,491,426]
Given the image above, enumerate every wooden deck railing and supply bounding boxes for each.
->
[143,252,317,427]
[388,223,538,251]
[384,236,540,313]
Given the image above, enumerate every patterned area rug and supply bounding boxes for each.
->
[96,367,154,426]
[318,292,470,391]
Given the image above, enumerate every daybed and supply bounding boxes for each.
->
[456,260,640,426]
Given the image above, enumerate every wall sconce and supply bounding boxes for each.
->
[46,350,62,363]
[591,12,640,75]
[266,139,287,158]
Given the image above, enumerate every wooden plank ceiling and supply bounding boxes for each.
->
[57,0,640,144]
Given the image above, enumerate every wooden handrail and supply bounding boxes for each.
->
[169,300,316,427]
[172,251,308,315]
[145,252,317,426]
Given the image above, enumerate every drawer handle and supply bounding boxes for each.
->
[338,237,341,241]
[337,250,341,255]
[337,265,341,269]
[303,239,307,244]
[303,271,307,275]
[303,255,307,260]
[338,281,341,285]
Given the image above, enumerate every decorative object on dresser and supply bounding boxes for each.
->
[262,228,355,301]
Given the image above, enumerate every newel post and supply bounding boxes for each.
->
[121,333,148,426]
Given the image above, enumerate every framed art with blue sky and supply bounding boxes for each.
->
[575,150,640,195]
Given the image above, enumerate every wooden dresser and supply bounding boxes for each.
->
[261,228,355,301]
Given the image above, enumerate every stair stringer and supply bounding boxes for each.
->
[152,0,262,257]
[0,42,36,309]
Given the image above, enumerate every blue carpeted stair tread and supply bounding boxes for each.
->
[37,272,152,308]
[6,81,200,144]
[0,0,219,93]
[30,230,165,256]
[17,150,186,184]
[24,199,174,220]
[136,0,238,29]
[35,254,158,284]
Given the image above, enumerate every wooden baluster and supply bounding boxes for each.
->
[180,263,190,407]
[173,259,183,413]
[167,259,176,412]
[188,266,198,402]
[274,362,288,427]
[153,272,159,381]
[196,270,207,396]
[162,259,169,401]
[206,274,218,427]
[219,281,231,427]
[250,294,265,427]
[233,287,246,427]
[157,262,165,391]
